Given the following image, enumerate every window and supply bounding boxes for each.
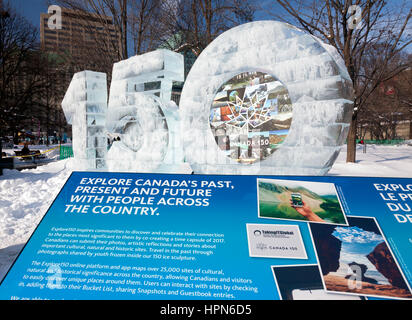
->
[144,81,162,91]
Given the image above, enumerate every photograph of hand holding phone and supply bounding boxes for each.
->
[258,179,348,225]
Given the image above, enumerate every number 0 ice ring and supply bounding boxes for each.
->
[179,20,354,175]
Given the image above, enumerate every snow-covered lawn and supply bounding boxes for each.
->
[0,144,411,281]
[0,160,72,249]
[0,160,72,280]
[329,143,412,177]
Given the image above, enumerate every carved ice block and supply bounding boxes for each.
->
[106,50,185,172]
[62,71,108,170]
[179,21,354,175]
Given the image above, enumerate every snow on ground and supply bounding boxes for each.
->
[0,143,411,281]
[0,159,72,280]
[329,143,412,177]
[0,159,72,247]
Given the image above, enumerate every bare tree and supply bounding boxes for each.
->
[49,0,255,78]
[158,0,255,57]
[0,3,41,143]
[32,52,69,145]
[265,0,412,162]
[150,0,255,78]
[359,53,412,141]
[129,0,162,55]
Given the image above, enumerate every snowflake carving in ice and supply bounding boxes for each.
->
[224,90,273,130]
[209,71,293,163]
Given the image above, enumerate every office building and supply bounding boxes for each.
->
[40,7,120,68]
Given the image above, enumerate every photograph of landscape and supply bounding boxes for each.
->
[257,179,348,225]
[310,216,412,300]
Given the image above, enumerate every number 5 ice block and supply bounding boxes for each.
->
[62,50,185,172]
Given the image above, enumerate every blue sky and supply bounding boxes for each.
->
[10,0,411,26]
[10,0,276,31]
[10,0,411,28]
[332,226,388,285]
[8,0,410,53]
[10,0,48,28]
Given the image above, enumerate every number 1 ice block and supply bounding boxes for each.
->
[61,71,108,170]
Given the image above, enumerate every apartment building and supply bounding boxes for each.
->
[40,7,120,68]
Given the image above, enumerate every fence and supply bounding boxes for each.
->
[59,145,74,160]
[356,139,405,145]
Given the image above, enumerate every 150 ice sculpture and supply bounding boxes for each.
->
[62,21,353,175]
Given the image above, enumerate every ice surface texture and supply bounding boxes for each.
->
[106,50,185,172]
[179,20,354,175]
[62,51,185,173]
[61,71,108,170]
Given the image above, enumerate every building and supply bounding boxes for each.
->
[40,7,120,69]
[38,8,121,144]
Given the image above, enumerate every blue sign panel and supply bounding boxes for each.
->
[0,172,411,300]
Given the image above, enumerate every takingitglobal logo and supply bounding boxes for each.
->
[253,229,294,238]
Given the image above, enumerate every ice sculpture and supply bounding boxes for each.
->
[179,21,354,175]
[62,71,108,170]
[105,50,185,172]
[62,23,353,175]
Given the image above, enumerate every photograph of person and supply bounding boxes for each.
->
[310,216,412,300]
[257,178,348,225]
[272,264,365,300]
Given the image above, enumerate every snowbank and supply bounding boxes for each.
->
[0,159,72,280]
